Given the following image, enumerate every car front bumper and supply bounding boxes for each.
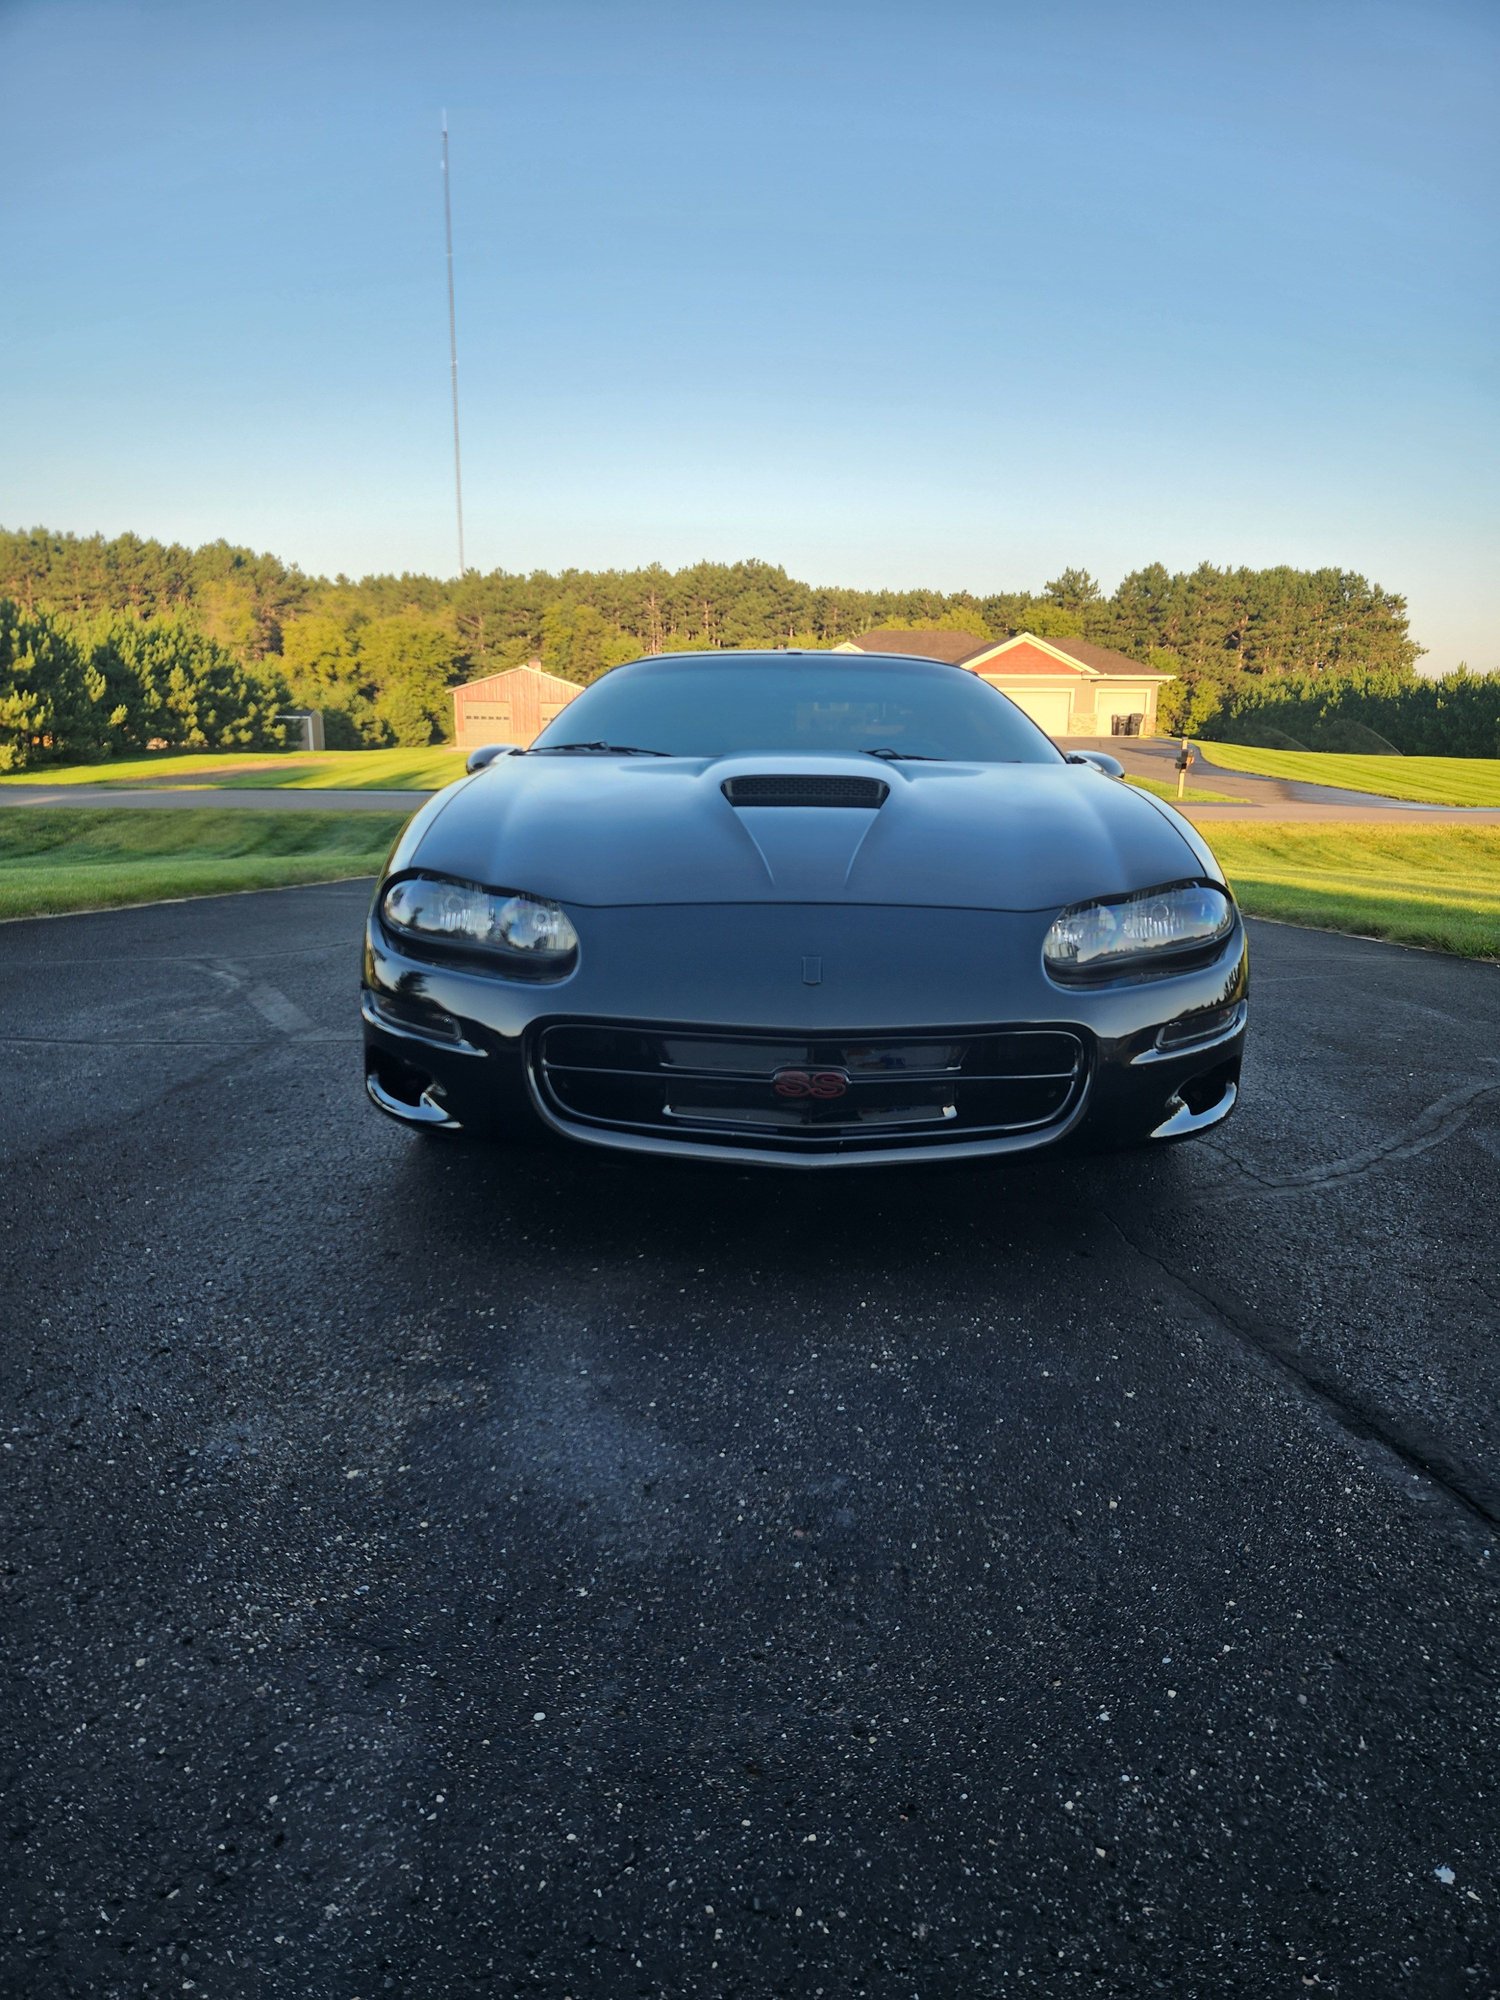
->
[361,901,1248,1167]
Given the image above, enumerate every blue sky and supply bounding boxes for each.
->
[1,0,1495,669]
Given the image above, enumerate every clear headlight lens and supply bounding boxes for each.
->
[1044,881,1233,975]
[381,875,579,963]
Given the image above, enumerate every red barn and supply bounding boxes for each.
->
[452,662,583,749]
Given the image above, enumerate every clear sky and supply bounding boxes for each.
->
[1,0,1495,669]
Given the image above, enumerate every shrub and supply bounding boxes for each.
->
[0,601,113,771]
[0,601,286,770]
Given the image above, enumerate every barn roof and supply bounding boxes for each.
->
[453,662,581,699]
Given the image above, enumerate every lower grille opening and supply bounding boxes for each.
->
[534,1023,1088,1153]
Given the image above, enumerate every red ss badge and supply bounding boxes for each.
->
[772,1067,849,1099]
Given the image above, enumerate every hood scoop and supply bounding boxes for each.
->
[722,774,889,809]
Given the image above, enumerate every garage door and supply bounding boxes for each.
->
[1005,688,1072,736]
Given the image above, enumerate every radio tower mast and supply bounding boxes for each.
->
[441,112,466,576]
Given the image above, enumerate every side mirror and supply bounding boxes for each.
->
[1067,751,1125,779]
[465,743,522,774]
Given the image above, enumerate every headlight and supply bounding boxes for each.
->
[1044,881,1233,976]
[381,874,579,967]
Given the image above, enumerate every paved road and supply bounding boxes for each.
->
[3,884,1498,1998]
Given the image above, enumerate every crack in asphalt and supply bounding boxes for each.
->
[1194,1076,1500,1202]
[1099,1206,1500,1536]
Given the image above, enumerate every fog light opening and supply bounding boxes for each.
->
[1178,1060,1236,1117]
[369,1049,445,1112]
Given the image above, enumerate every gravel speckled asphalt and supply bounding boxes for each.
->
[2,883,1498,1998]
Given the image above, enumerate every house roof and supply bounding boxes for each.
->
[849,627,1164,679]
[848,627,991,665]
[1029,636,1163,679]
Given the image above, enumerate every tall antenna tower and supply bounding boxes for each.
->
[441,112,466,576]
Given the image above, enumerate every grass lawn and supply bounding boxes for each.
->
[7,750,1243,806]
[0,809,411,920]
[1199,743,1500,807]
[0,748,466,792]
[1204,823,1500,959]
[1126,776,1238,805]
[4,808,1496,960]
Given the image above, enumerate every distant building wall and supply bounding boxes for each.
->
[452,663,583,748]
[978,679,1080,736]
[847,631,1172,739]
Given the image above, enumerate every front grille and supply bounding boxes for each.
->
[534,1022,1089,1154]
[721,775,889,809]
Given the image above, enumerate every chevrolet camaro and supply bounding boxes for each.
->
[361,650,1247,1166]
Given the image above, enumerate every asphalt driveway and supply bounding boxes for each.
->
[2,884,1497,1997]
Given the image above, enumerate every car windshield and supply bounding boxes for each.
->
[529,654,1064,763]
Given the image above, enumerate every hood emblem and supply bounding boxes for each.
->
[773,1067,849,1100]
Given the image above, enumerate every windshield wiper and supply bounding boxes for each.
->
[861,747,942,761]
[530,740,672,757]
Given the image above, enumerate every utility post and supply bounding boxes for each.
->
[442,113,466,578]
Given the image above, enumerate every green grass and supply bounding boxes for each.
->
[5,807,1497,960]
[0,809,410,920]
[1126,776,1237,805]
[0,748,466,792]
[1203,823,1500,959]
[1199,743,1500,807]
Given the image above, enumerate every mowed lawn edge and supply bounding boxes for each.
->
[0,808,410,920]
[1126,776,1238,804]
[1198,743,1500,807]
[0,748,467,792]
[1204,823,1500,960]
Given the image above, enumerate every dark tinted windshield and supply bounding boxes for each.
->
[530,654,1063,763]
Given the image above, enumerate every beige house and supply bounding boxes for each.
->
[837,628,1174,738]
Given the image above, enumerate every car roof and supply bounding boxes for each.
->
[614,649,971,673]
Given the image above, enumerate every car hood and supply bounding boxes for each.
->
[407,753,1210,912]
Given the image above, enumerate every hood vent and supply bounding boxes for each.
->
[722,774,889,809]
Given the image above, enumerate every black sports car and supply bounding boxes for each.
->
[362,650,1247,1166]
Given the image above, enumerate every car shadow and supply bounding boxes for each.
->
[385,1126,1207,1280]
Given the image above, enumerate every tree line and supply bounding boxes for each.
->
[1195,666,1500,757]
[0,524,1490,768]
